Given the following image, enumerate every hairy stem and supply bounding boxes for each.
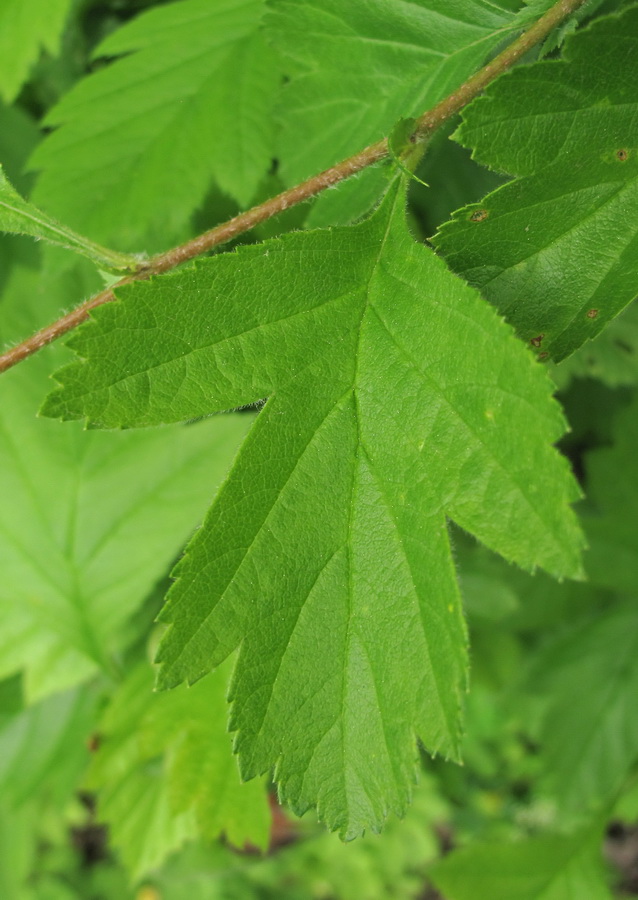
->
[0,0,587,375]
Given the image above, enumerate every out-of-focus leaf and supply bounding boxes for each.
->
[0,0,73,103]
[87,658,269,879]
[430,828,611,900]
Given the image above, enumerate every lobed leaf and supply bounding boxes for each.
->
[434,5,638,361]
[43,180,583,835]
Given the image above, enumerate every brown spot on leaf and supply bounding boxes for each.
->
[87,733,101,753]
[538,351,549,361]
[470,209,489,222]
[530,334,544,348]
[586,308,599,319]
[616,149,629,161]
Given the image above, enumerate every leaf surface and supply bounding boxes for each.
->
[0,0,72,103]
[434,6,638,361]
[267,0,526,226]
[29,0,279,255]
[43,181,583,835]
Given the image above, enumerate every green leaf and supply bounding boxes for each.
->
[0,684,97,807]
[43,180,583,835]
[87,658,269,879]
[0,164,139,272]
[582,393,638,592]
[267,0,525,227]
[137,663,271,851]
[434,6,638,361]
[87,667,196,880]
[0,103,39,192]
[529,603,638,821]
[0,253,250,701]
[0,0,72,103]
[549,300,638,389]
[29,0,280,257]
[429,829,612,900]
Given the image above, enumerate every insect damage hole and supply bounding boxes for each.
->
[530,334,544,348]
[469,209,489,222]
[616,149,629,162]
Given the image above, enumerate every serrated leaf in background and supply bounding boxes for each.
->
[0,253,250,701]
[266,0,523,227]
[582,393,638,593]
[29,0,280,258]
[528,603,638,822]
[43,180,583,835]
[87,658,269,879]
[434,5,638,361]
[429,828,611,900]
[0,0,73,103]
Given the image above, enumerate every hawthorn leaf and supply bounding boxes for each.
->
[0,0,72,103]
[29,0,279,257]
[429,829,611,900]
[434,6,638,361]
[267,0,531,227]
[0,165,139,272]
[0,254,250,701]
[87,658,269,878]
[528,602,638,821]
[43,180,583,835]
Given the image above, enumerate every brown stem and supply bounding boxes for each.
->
[0,0,587,376]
